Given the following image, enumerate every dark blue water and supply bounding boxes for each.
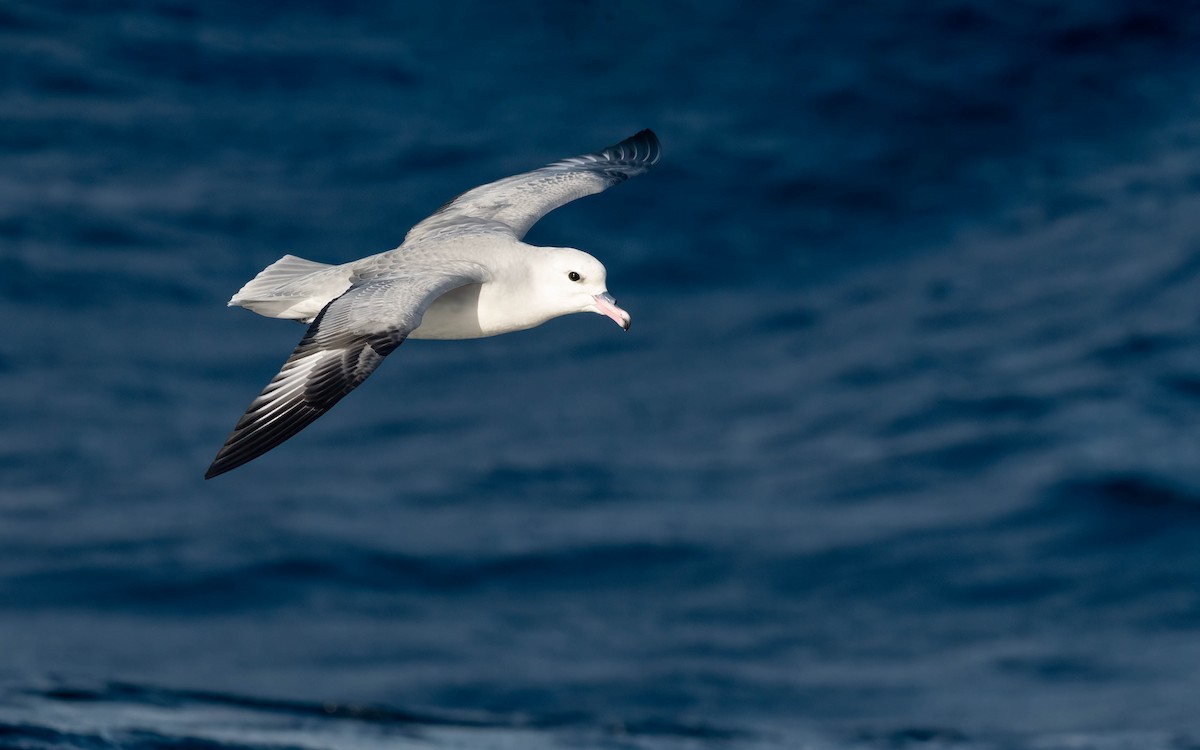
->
[4,1,1200,748]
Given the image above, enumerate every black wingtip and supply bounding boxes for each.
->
[204,447,233,479]
[613,129,661,167]
[204,450,243,479]
[203,398,330,481]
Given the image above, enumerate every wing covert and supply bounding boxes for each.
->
[405,129,661,243]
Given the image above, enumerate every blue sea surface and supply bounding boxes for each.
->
[3,1,1200,748]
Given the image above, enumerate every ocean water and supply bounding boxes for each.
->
[3,1,1200,748]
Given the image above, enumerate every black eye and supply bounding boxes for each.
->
[568,271,581,282]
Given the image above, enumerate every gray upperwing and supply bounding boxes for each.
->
[405,129,661,243]
[205,268,485,478]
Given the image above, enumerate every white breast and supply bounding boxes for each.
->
[408,283,488,339]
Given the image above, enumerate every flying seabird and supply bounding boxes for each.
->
[205,129,660,478]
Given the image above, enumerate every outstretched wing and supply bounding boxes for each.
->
[205,268,484,478]
[406,129,661,243]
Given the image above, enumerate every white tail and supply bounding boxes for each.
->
[228,254,350,321]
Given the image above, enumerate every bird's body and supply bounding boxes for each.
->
[205,129,660,478]
[230,237,561,339]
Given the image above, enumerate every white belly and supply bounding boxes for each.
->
[409,281,554,340]
[408,283,487,339]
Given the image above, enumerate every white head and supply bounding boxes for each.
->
[531,247,631,330]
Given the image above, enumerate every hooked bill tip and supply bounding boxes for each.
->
[593,292,631,331]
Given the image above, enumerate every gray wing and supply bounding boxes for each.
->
[205,268,484,478]
[406,129,661,243]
